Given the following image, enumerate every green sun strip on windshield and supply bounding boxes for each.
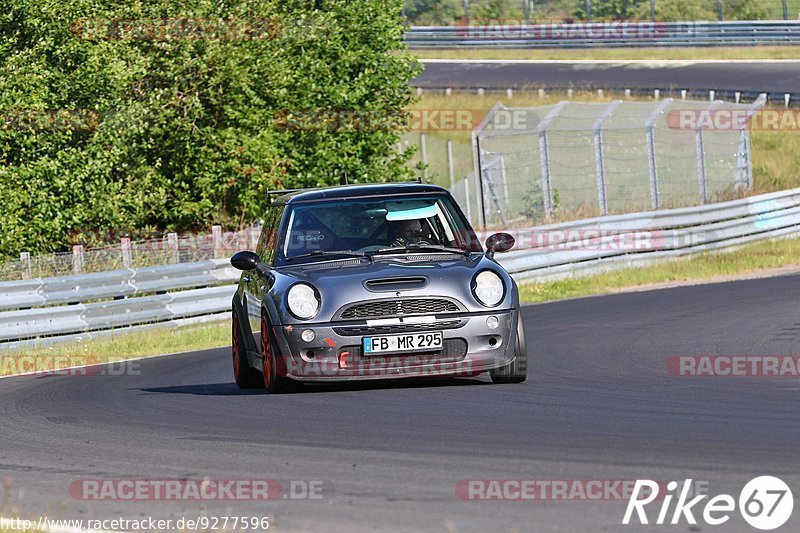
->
[385,203,438,221]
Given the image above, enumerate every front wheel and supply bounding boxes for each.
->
[232,310,262,389]
[260,316,293,394]
[490,312,528,384]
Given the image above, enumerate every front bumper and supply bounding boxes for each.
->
[270,310,518,381]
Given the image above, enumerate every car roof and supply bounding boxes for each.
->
[272,183,449,205]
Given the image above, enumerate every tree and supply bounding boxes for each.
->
[0,0,420,256]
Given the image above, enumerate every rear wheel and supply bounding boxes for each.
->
[260,316,292,394]
[232,310,261,389]
[490,313,528,384]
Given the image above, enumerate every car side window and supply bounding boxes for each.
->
[256,205,284,266]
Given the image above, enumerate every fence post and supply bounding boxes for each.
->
[167,233,179,264]
[121,237,132,269]
[471,102,505,229]
[696,101,723,204]
[20,252,32,280]
[212,225,223,259]
[250,226,260,250]
[783,0,789,20]
[734,94,767,190]
[645,98,673,210]
[537,101,569,220]
[447,139,455,190]
[72,245,84,274]
[420,133,428,183]
[463,176,472,224]
[593,100,622,216]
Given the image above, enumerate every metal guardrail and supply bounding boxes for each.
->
[405,21,800,48]
[1,187,800,347]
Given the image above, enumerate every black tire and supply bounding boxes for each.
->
[260,315,295,394]
[490,312,528,384]
[232,310,262,389]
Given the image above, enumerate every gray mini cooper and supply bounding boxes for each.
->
[230,183,527,392]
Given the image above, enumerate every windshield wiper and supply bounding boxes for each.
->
[369,244,471,257]
[285,249,369,262]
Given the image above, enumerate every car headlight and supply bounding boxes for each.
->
[287,283,320,319]
[472,270,504,307]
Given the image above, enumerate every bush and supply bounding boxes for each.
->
[0,0,420,256]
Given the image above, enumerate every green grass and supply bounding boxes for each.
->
[519,235,800,303]
[1,320,229,376]
[414,46,800,61]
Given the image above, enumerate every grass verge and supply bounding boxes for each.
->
[1,320,229,377]
[413,46,800,61]
[519,236,800,303]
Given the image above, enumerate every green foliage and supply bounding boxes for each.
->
[574,0,646,19]
[634,0,715,21]
[0,0,419,256]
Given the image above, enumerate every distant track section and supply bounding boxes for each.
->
[413,59,800,102]
[406,21,800,49]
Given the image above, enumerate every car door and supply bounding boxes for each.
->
[245,204,284,334]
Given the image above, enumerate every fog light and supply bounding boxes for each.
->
[301,329,315,342]
[486,316,499,329]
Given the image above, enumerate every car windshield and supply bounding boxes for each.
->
[281,195,479,262]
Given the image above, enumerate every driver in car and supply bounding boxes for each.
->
[390,219,431,248]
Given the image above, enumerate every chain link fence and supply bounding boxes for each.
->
[0,226,260,282]
[474,96,765,228]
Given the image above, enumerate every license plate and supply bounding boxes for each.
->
[362,332,443,355]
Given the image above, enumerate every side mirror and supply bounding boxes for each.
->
[485,233,515,259]
[231,250,261,271]
[231,251,275,284]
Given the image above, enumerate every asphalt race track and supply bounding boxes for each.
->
[1,274,800,532]
[414,59,800,96]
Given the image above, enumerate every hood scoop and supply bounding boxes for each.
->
[364,276,429,292]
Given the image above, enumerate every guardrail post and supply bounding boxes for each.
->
[593,100,622,216]
[645,99,673,210]
[121,237,132,269]
[72,245,84,274]
[212,225,223,258]
[537,101,569,221]
[19,252,32,280]
[167,233,179,264]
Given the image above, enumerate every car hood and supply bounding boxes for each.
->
[273,253,517,323]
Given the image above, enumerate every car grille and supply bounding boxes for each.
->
[338,298,460,320]
[338,338,468,361]
[332,320,463,336]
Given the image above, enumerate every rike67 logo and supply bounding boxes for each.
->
[623,476,793,530]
